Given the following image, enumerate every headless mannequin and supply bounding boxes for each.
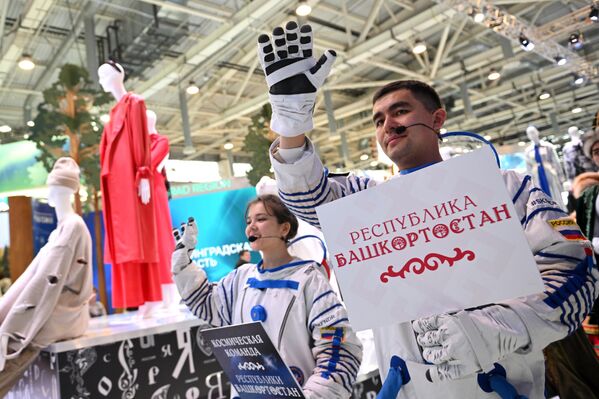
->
[525,126,566,209]
[146,110,180,312]
[98,63,150,204]
[146,110,169,172]
[567,126,582,146]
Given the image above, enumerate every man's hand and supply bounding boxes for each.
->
[171,217,197,274]
[572,172,599,198]
[412,306,531,382]
[257,21,336,137]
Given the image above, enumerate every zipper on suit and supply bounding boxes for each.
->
[277,296,296,350]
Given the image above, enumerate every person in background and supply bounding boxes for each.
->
[89,287,107,318]
[234,249,251,269]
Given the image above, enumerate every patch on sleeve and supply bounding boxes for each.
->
[318,327,346,342]
[548,218,587,240]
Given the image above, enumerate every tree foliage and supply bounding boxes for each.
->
[243,104,274,186]
[28,64,112,211]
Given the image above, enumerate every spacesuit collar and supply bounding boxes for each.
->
[256,259,313,274]
[399,161,440,175]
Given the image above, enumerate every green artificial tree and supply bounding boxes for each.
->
[27,63,111,306]
[243,104,274,186]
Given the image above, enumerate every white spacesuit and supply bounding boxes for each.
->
[269,138,599,399]
[172,220,362,399]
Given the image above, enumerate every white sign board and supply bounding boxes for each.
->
[316,148,544,331]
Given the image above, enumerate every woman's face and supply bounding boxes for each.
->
[245,202,289,251]
[592,141,599,167]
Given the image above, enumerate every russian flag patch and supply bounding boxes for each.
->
[548,218,587,241]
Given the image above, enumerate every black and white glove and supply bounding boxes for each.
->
[412,306,531,382]
[257,21,337,137]
[171,217,197,274]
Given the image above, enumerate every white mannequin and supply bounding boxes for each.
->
[47,185,76,223]
[146,110,169,173]
[563,125,598,185]
[567,126,582,146]
[524,125,566,209]
[98,62,151,205]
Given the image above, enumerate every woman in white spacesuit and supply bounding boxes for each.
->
[172,194,363,399]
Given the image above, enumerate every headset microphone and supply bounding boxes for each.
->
[248,235,285,242]
[391,123,437,135]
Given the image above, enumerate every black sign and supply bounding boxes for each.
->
[202,322,305,399]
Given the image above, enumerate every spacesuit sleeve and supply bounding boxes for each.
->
[301,269,363,399]
[269,137,376,229]
[173,263,240,327]
[500,170,599,351]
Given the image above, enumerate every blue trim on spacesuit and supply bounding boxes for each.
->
[246,278,299,290]
[511,175,531,204]
[312,290,334,305]
[521,207,567,226]
[256,259,313,274]
[533,145,552,197]
[279,171,327,197]
[309,303,343,331]
[399,161,439,175]
[536,251,583,263]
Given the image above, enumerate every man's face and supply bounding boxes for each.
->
[372,89,446,169]
[591,142,599,167]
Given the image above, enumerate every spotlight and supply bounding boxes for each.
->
[360,154,369,161]
[186,81,200,95]
[18,54,35,70]
[590,4,599,22]
[519,34,534,51]
[0,125,11,133]
[571,107,582,114]
[487,69,501,81]
[554,55,567,66]
[518,141,526,147]
[26,120,35,127]
[296,0,312,16]
[412,40,427,55]
[539,91,551,100]
[474,11,485,23]
[574,74,585,85]
[223,142,234,150]
[369,160,378,167]
[100,114,110,123]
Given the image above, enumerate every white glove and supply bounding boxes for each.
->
[257,21,336,137]
[171,217,197,274]
[412,306,531,382]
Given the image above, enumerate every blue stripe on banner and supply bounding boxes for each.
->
[536,251,583,264]
[512,175,531,204]
[279,171,327,197]
[523,207,568,227]
[310,304,343,331]
[313,290,334,305]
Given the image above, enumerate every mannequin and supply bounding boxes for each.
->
[0,158,92,396]
[98,61,161,309]
[563,126,598,183]
[524,126,567,209]
[146,110,179,312]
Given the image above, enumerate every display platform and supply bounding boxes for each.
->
[6,307,229,399]
[6,307,380,398]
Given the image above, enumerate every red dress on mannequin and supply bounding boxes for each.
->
[150,133,175,284]
[100,93,162,308]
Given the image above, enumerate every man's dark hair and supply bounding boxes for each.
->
[239,250,249,257]
[246,194,299,241]
[372,80,443,112]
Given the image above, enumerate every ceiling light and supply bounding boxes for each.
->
[18,54,35,71]
[412,40,427,55]
[569,32,583,50]
[554,55,567,66]
[100,114,110,123]
[360,154,369,161]
[223,142,234,150]
[518,141,526,147]
[26,120,35,127]
[487,69,501,81]
[296,0,312,16]
[369,160,378,167]
[484,135,492,140]
[0,125,11,133]
[186,81,200,95]
[571,107,582,114]
[519,34,534,51]
[590,4,599,22]
[539,92,551,100]
[574,74,585,85]
[474,12,485,23]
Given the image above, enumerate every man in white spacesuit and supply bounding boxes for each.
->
[258,22,599,398]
